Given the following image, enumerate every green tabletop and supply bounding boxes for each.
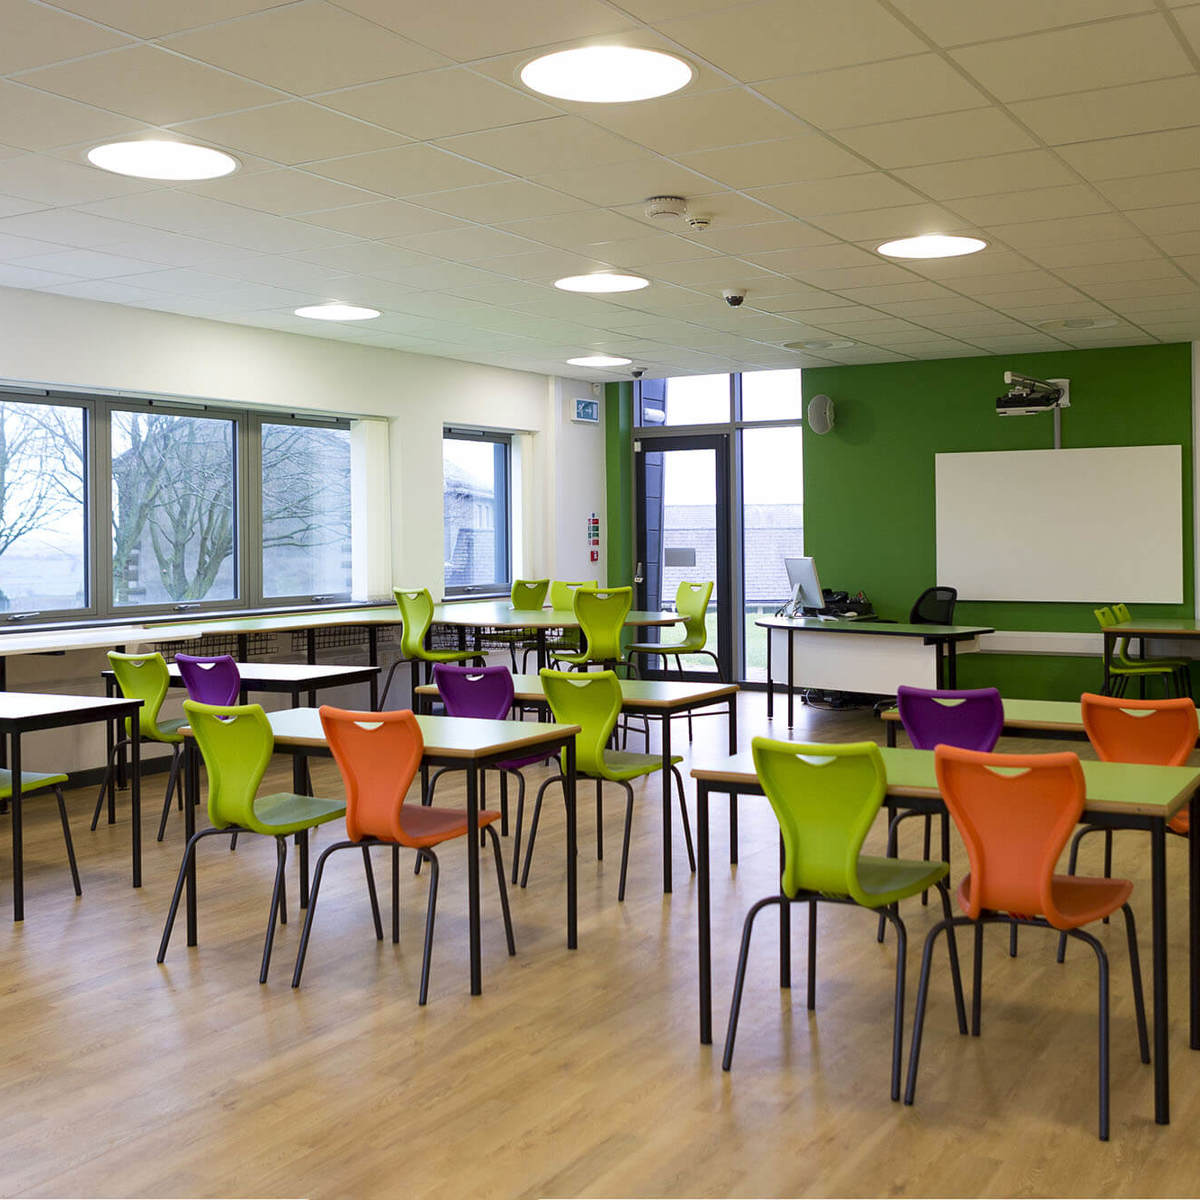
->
[692,744,1200,819]
[417,673,737,710]
[755,615,993,639]
[881,697,1088,731]
[1110,619,1200,637]
[429,600,681,630]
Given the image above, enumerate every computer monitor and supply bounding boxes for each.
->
[784,556,824,611]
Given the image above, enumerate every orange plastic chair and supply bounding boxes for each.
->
[291,707,515,1003]
[1056,693,1199,963]
[905,746,1150,1141]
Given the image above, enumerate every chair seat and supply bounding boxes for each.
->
[395,805,502,848]
[956,872,1132,929]
[596,749,682,782]
[419,648,485,665]
[555,651,633,667]
[237,792,347,836]
[144,716,185,744]
[0,766,68,800]
[1109,662,1180,677]
[855,855,949,907]
[496,750,551,771]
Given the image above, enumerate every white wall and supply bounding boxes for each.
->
[0,285,607,773]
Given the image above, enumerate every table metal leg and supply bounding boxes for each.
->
[779,833,791,988]
[537,627,547,672]
[886,720,897,748]
[1151,817,1169,1124]
[11,733,22,921]
[565,736,577,950]
[467,765,481,995]
[662,711,673,894]
[1191,787,1200,1051]
[1103,632,1113,693]
[697,780,712,1044]
[766,630,773,720]
[948,640,958,688]
[368,628,379,710]
[130,721,141,888]
[787,633,794,729]
[727,697,739,866]
[185,740,199,946]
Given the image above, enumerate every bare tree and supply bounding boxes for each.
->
[0,402,82,558]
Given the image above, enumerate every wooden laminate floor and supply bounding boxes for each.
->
[2,693,1199,1199]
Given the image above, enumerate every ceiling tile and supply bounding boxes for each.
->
[949,15,1190,102]
[1057,258,1184,285]
[162,2,448,95]
[330,0,637,60]
[18,45,282,125]
[389,225,540,262]
[1126,203,1200,235]
[0,81,145,151]
[699,221,838,255]
[658,0,926,81]
[0,153,152,205]
[0,0,129,72]
[1095,169,1200,210]
[744,243,885,273]
[751,174,923,217]
[307,143,507,196]
[10,246,162,278]
[891,0,1154,46]
[0,207,142,246]
[175,102,404,165]
[808,203,974,241]
[1033,237,1162,267]
[613,191,780,233]
[299,199,469,239]
[836,107,1037,168]
[759,54,988,129]
[949,184,1111,225]
[987,213,1136,246]
[584,89,804,156]
[894,149,1079,200]
[1057,126,1200,181]
[41,0,294,37]
[499,208,658,251]
[1009,76,1200,147]
[406,180,588,223]
[182,168,381,216]
[794,263,920,289]
[674,132,868,189]
[531,156,715,209]
[438,117,638,176]
[317,68,556,140]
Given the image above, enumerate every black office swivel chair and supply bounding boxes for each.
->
[909,586,957,625]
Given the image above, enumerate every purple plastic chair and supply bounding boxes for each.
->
[431,664,550,883]
[175,654,241,706]
[887,685,1007,944]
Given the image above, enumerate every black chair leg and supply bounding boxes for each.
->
[291,838,354,987]
[806,900,817,1011]
[936,881,968,1034]
[722,895,781,1070]
[91,737,130,830]
[54,785,82,896]
[878,906,908,1101]
[596,777,603,861]
[672,765,696,873]
[485,825,516,955]
[618,781,634,901]
[509,771,527,885]
[520,774,562,888]
[417,848,440,1005]
[392,844,400,944]
[260,837,288,984]
[903,915,962,1105]
[1067,927,1111,1140]
[971,921,984,1036]
[1120,902,1150,1065]
[363,845,383,941]
[157,826,229,963]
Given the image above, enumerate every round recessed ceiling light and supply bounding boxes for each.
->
[1037,316,1120,332]
[567,355,632,368]
[555,272,649,293]
[877,234,987,259]
[87,139,238,181]
[294,303,381,322]
[521,46,693,103]
[783,339,856,352]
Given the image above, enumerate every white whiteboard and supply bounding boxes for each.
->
[935,445,1183,603]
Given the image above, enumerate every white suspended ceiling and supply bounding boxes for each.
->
[1,0,1200,378]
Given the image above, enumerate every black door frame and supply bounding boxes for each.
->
[633,432,733,682]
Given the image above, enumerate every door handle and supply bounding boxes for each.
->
[634,561,645,584]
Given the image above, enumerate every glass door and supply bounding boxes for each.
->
[634,433,732,679]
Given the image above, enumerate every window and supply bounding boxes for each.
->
[443,431,511,595]
[0,387,359,624]
[111,409,237,607]
[0,398,88,616]
[637,374,731,426]
[261,422,352,599]
[741,369,803,422]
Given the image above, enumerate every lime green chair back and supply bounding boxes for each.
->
[751,737,887,905]
[394,587,434,659]
[540,669,622,778]
[550,579,596,611]
[1095,605,1136,666]
[674,580,713,652]
[511,578,549,611]
[1112,602,1132,623]
[574,585,631,662]
[108,651,174,742]
[184,701,274,833]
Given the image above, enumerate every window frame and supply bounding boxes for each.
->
[442,426,513,599]
[0,386,355,625]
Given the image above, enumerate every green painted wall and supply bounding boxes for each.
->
[604,381,634,587]
[801,343,1194,698]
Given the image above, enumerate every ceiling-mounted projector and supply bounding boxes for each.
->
[996,371,1070,417]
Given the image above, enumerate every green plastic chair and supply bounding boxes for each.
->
[92,651,186,843]
[519,669,695,900]
[1095,606,1185,698]
[489,579,549,670]
[554,585,635,673]
[722,737,966,1101]
[380,587,484,710]
[156,701,350,984]
[1109,602,1191,693]
[523,580,597,669]
[1,766,80,898]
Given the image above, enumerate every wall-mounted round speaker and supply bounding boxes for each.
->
[807,393,835,435]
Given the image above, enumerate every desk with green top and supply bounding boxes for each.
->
[417,673,739,894]
[879,698,1102,746]
[689,745,1200,1127]
[1104,619,1200,693]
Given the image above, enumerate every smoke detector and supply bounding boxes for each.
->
[644,195,711,231]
